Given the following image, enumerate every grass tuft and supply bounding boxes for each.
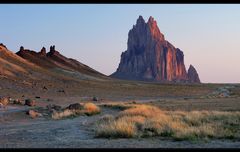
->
[83,102,101,116]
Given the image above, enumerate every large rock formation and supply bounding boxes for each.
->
[111,16,200,83]
[187,65,200,83]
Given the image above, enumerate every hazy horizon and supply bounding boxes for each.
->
[0,4,240,83]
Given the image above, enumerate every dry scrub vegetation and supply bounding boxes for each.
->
[52,102,100,120]
[100,102,136,110]
[96,104,240,140]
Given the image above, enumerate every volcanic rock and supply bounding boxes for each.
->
[16,44,106,78]
[13,99,23,105]
[58,89,65,93]
[46,104,62,112]
[187,65,201,83]
[111,16,200,83]
[67,103,83,110]
[25,99,36,106]
[92,96,98,101]
[19,46,24,52]
[39,47,46,56]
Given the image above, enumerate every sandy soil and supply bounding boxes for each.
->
[0,83,240,148]
[1,98,240,148]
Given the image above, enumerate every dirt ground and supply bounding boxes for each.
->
[0,82,240,148]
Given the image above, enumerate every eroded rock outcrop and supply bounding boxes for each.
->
[39,47,46,56]
[16,45,105,77]
[111,16,200,83]
[187,65,200,83]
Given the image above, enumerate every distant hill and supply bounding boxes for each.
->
[16,45,105,78]
[0,43,108,83]
[0,43,41,79]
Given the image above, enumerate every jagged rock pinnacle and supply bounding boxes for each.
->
[187,65,201,83]
[19,46,24,52]
[39,47,46,56]
[111,16,200,83]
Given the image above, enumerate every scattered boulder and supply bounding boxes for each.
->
[13,99,23,105]
[219,92,229,98]
[25,99,36,106]
[58,89,65,93]
[131,101,137,104]
[8,97,13,102]
[66,103,83,110]
[26,110,42,119]
[46,104,62,112]
[47,98,53,102]
[93,96,98,101]
[43,86,48,90]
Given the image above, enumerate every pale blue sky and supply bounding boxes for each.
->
[0,4,240,83]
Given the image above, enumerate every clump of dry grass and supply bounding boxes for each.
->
[96,117,137,138]
[51,109,77,120]
[83,102,101,116]
[52,102,100,120]
[95,104,240,140]
[118,104,164,118]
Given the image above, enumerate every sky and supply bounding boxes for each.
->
[0,4,240,83]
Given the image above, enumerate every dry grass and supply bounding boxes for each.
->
[95,104,240,140]
[118,104,164,118]
[51,109,77,120]
[83,102,101,116]
[52,102,100,119]
[96,116,137,138]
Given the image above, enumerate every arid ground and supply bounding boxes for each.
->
[0,77,240,148]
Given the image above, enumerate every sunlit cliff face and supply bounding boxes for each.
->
[111,16,199,83]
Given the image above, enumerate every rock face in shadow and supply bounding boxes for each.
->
[111,16,200,83]
[187,65,201,83]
